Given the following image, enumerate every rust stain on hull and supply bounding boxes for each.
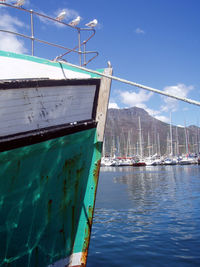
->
[79,157,102,267]
[93,159,101,185]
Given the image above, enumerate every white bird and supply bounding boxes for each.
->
[85,19,98,28]
[69,16,81,26]
[14,0,25,7]
[56,10,67,21]
[107,61,112,68]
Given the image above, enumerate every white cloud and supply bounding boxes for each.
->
[135,27,145,34]
[111,83,194,125]
[120,89,153,107]
[0,12,27,53]
[116,88,165,117]
[145,107,161,116]
[154,115,170,123]
[0,34,27,53]
[0,13,24,30]
[117,89,166,121]
[109,102,119,109]
[134,103,168,122]
[161,84,194,112]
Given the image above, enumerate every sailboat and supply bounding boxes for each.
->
[178,122,195,164]
[133,117,146,166]
[163,113,177,165]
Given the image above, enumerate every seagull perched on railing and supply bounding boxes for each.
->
[56,10,67,21]
[69,16,81,27]
[107,61,112,68]
[85,19,98,28]
[14,0,25,7]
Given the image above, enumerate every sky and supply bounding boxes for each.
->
[0,0,200,127]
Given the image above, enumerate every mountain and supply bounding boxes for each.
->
[104,107,200,157]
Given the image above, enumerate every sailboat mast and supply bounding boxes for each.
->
[157,133,161,156]
[184,121,189,155]
[138,116,143,158]
[148,132,151,157]
[176,127,179,155]
[170,112,173,156]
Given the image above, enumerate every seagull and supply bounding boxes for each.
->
[14,0,25,7]
[56,10,67,21]
[85,19,98,28]
[69,16,81,26]
[107,61,112,68]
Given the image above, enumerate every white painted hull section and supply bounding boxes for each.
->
[0,56,90,80]
[48,252,83,267]
[0,84,96,137]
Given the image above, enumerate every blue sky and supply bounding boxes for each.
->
[1,0,200,126]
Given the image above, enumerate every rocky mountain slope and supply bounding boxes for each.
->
[104,107,199,157]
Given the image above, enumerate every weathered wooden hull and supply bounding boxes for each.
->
[0,51,112,266]
[0,127,101,266]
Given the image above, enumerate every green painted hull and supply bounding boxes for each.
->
[0,128,102,266]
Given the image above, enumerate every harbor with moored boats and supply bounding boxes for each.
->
[101,109,200,167]
[101,154,200,166]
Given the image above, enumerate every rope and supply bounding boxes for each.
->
[65,62,200,107]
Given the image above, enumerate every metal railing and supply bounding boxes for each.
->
[0,3,99,66]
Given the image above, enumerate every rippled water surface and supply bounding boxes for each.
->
[87,165,200,267]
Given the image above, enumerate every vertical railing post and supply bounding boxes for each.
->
[78,29,82,66]
[30,10,34,56]
[83,41,86,66]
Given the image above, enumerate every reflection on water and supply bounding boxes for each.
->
[87,165,200,267]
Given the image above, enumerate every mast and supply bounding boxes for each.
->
[176,127,179,155]
[170,112,173,156]
[153,118,157,155]
[197,120,200,154]
[138,116,143,158]
[147,132,151,157]
[157,133,161,156]
[166,132,170,156]
[126,131,131,157]
[136,141,139,157]
[184,121,189,155]
[116,135,120,157]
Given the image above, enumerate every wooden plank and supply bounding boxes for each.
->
[96,67,113,142]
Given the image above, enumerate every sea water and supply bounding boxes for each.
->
[87,165,200,267]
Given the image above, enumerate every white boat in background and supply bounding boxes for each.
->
[145,158,158,166]
[145,154,162,166]
[116,158,133,166]
[178,156,197,165]
[163,158,177,165]
[101,157,115,166]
